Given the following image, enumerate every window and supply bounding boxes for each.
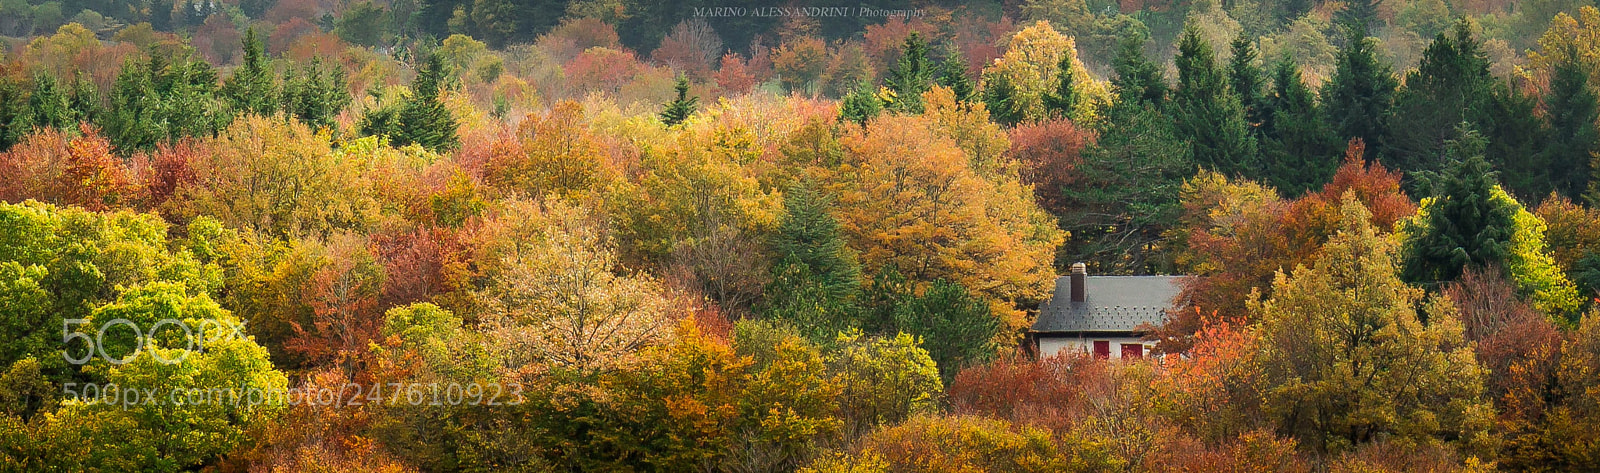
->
[1121,343,1144,359]
[1093,340,1110,359]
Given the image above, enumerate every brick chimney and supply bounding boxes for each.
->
[1070,262,1086,302]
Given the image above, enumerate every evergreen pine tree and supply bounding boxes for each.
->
[856,269,996,383]
[388,52,459,151]
[762,181,863,345]
[1337,0,1380,32]
[936,49,976,105]
[1262,56,1342,196]
[982,72,1023,126]
[28,73,74,130]
[885,32,933,113]
[1384,22,1494,178]
[1321,22,1396,162]
[223,28,279,118]
[1061,99,1195,274]
[1228,32,1267,128]
[1400,127,1518,287]
[282,57,351,130]
[1483,80,1550,200]
[1173,24,1258,179]
[1111,34,1167,107]
[0,77,31,151]
[151,0,174,32]
[839,81,883,126]
[69,71,101,125]
[1042,55,1079,120]
[1539,48,1599,201]
[659,75,698,126]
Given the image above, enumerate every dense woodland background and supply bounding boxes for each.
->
[3,0,1600,471]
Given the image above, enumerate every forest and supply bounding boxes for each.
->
[2,0,1600,470]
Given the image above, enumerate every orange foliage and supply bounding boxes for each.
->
[0,126,136,211]
[269,18,322,56]
[946,354,1098,433]
[862,16,940,78]
[286,233,387,370]
[714,52,757,96]
[565,47,642,96]
[1009,118,1095,213]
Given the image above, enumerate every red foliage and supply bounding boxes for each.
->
[951,14,1014,76]
[1444,266,1564,423]
[372,226,467,310]
[564,47,642,95]
[540,18,622,64]
[192,13,243,65]
[286,234,386,369]
[714,52,757,96]
[946,353,1104,433]
[134,138,200,211]
[1009,118,1095,214]
[265,0,319,23]
[0,126,136,211]
[269,18,321,56]
[862,16,940,79]
[286,31,345,64]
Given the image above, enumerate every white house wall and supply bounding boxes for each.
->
[1039,336,1151,360]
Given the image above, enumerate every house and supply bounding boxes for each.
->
[1029,263,1181,360]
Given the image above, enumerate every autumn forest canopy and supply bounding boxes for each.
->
[3,0,1600,470]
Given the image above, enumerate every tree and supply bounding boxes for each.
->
[884,32,933,113]
[281,57,351,131]
[1254,195,1493,455]
[803,415,1116,472]
[659,75,698,126]
[0,76,33,151]
[827,330,942,439]
[981,72,1023,126]
[1228,32,1267,128]
[364,52,458,152]
[856,269,999,383]
[27,73,73,131]
[1173,24,1258,179]
[1400,130,1584,321]
[1060,99,1194,274]
[1540,47,1600,201]
[1111,33,1166,107]
[222,28,279,118]
[1261,56,1341,196]
[1383,22,1495,178]
[1320,23,1396,161]
[981,21,1110,124]
[936,49,976,105]
[839,81,883,126]
[334,1,388,47]
[1041,55,1078,120]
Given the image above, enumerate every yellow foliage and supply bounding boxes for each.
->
[981,21,1112,123]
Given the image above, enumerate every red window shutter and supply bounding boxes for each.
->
[1121,343,1143,359]
[1093,341,1110,359]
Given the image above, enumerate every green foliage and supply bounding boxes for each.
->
[1261,56,1342,196]
[1041,55,1078,120]
[1320,23,1396,161]
[828,329,942,438]
[104,52,232,151]
[981,72,1023,126]
[1228,32,1267,128]
[1401,131,1584,321]
[885,33,933,114]
[840,82,883,126]
[763,182,863,344]
[1540,47,1600,202]
[1254,195,1493,455]
[280,57,351,131]
[335,1,388,47]
[1110,33,1167,107]
[363,52,459,152]
[27,73,73,130]
[1061,99,1195,274]
[936,50,976,105]
[1383,22,1496,178]
[1174,24,1258,179]
[659,75,698,126]
[0,76,32,151]
[856,269,998,384]
[222,28,279,118]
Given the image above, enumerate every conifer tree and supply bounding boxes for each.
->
[1111,34,1166,107]
[1262,57,1342,196]
[28,73,74,130]
[981,72,1023,126]
[1060,98,1194,273]
[376,52,458,151]
[762,181,863,344]
[1041,55,1078,120]
[1481,80,1548,200]
[936,49,975,105]
[0,77,30,151]
[222,28,279,117]
[1540,48,1599,201]
[840,81,883,126]
[1384,22,1494,177]
[68,71,101,124]
[885,33,933,113]
[281,57,351,130]
[659,76,698,126]
[1400,128,1517,287]
[1228,32,1267,128]
[1173,24,1258,179]
[1321,22,1396,161]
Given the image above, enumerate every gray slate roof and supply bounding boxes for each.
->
[1031,276,1183,333]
